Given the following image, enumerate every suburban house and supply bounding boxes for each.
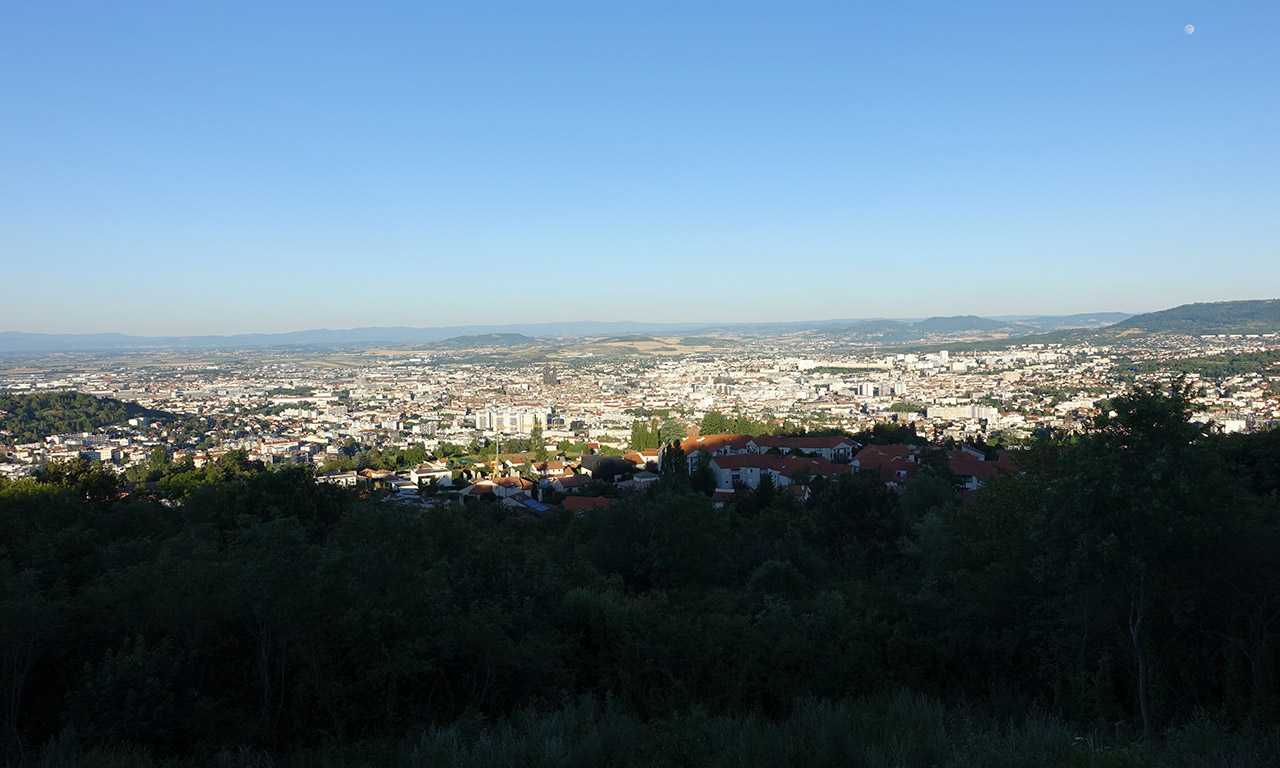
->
[317,468,358,486]
[852,444,921,489]
[463,480,497,497]
[617,470,659,489]
[359,468,398,483]
[492,476,536,497]
[578,455,635,480]
[623,450,661,470]
[502,493,555,517]
[388,479,419,495]
[552,474,594,493]
[530,460,576,481]
[947,448,1015,491]
[674,433,753,472]
[409,461,453,487]
[562,495,614,514]
[459,476,535,499]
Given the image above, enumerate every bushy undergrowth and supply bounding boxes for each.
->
[27,693,1280,768]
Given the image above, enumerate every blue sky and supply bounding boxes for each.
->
[2,1,1277,335]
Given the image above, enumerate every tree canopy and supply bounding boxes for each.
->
[2,385,1279,764]
[0,391,172,444]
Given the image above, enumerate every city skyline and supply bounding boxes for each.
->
[3,0,1278,335]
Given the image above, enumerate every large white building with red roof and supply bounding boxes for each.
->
[744,435,857,462]
[708,453,854,493]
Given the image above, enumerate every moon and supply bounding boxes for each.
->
[1184,24,1195,35]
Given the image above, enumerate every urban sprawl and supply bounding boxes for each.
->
[2,331,1277,511]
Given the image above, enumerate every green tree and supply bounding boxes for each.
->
[66,635,185,751]
[787,464,812,488]
[35,457,119,504]
[149,445,170,470]
[0,391,172,444]
[690,451,716,496]
[1028,383,1216,736]
[401,445,429,468]
[699,411,731,435]
[658,418,686,445]
[754,472,776,506]
[629,419,660,451]
[645,492,731,587]
[0,564,61,763]
[658,441,689,492]
[899,473,955,523]
[531,423,548,462]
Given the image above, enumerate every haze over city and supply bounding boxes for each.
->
[3,0,1278,335]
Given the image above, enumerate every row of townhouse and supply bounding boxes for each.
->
[674,433,1014,496]
[675,433,860,473]
[317,460,456,489]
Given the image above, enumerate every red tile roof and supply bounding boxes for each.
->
[853,444,916,469]
[946,450,1015,478]
[749,435,856,451]
[563,495,614,513]
[494,476,535,490]
[679,434,751,455]
[877,458,920,485]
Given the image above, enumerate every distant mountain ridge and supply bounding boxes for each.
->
[1098,300,1280,337]
[0,323,697,353]
[18,304,1259,353]
[806,312,1131,343]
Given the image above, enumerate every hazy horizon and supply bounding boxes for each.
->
[1,309,1147,340]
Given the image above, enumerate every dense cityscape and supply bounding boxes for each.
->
[3,320,1278,503]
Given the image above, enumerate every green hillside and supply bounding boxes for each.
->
[432,333,535,349]
[913,315,1010,333]
[1116,348,1280,378]
[0,390,171,443]
[1104,299,1280,336]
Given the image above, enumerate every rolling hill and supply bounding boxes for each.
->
[431,333,536,350]
[0,391,173,443]
[1100,299,1280,337]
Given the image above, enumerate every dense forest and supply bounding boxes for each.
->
[2,386,1280,766]
[0,392,171,444]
